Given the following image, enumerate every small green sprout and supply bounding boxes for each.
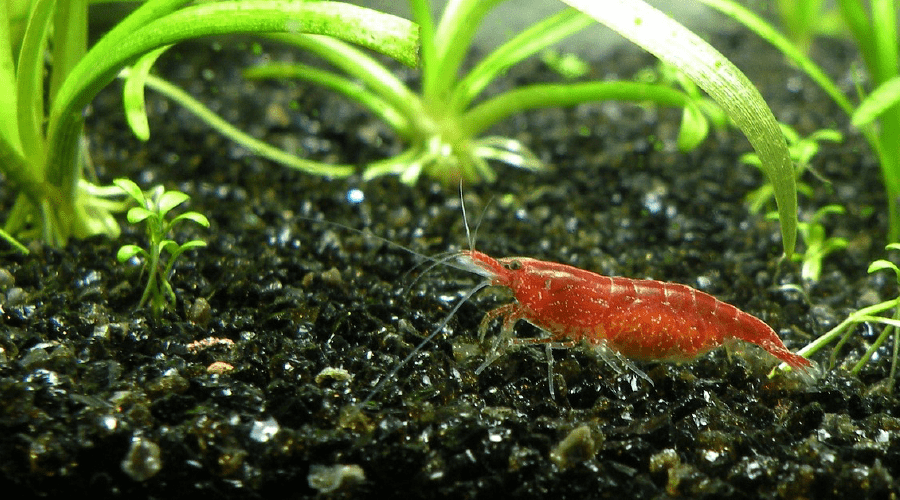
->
[776,204,848,282]
[540,50,590,80]
[772,244,900,390]
[114,178,209,318]
[743,123,842,213]
[635,61,729,152]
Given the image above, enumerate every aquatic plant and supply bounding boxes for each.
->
[742,124,842,214]
[701,0,900,243]
[233,0,800,254]
[0,0,417,246]
[115,179,209,318]
[789,205,849,283]
[776,244,900,390]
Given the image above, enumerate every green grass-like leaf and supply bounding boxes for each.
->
[561,0,797,255]
[852,76,900,127]
[124,45,172,141]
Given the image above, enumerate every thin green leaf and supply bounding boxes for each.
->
[852,316,900,329]
[126,206,154,224]
[704,0,854,115]
[808,128,843,143]
[851,76,900,127]
[138,72,355,177]
[160,239,179,254]
[677,103,709,152]
[739,152,762,167]
[869,259,900,275]
[560,0,797,255]
[172,212,210,228]
[823,238,849,253]
[809,204,845,225]
[16,0,56,165]
[464,81,693,137]
[427,0,507,98]
[263,33,423,127]
[49,0,87,103]
[165,240,206,272]
[451,8,594,109]
[179,240,207,251]
[409,0,436,86]
[243,62,412,137]
[117,244,146,262]
[157,190,189,215]
[886,243,900,251]
[870,0,899,85]
[0,2,22,153]
[0,227,29,254]
[114,178,145,204]
[124,45,172,141]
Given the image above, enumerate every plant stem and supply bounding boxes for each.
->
[799,299,899,357]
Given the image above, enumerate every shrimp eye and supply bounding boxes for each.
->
[503,260,522,271]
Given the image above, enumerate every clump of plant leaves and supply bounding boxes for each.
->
[0,0,417,246]
[128,0,798,255]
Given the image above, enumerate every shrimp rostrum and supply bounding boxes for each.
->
[455,249,812,395]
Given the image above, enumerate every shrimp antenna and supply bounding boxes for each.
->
[401,250,467,296]
[457,181,492,252]
[470,198,491,251]
[359,279,492,408]
[459,182,475,251]
[298,216,477,276]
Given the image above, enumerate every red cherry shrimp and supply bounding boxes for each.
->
[453,249,813,397]
[325,194,813,405]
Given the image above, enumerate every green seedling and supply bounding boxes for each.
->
[635,61,729,152]
[772,243,900,390]
[743,123,842,214]
[770,205,849,282]
[700,0,900,243]
[114,179,209,318]
[0,0,417,246]
[540,49,590,80]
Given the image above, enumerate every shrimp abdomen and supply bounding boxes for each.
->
[598,277,810,369]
